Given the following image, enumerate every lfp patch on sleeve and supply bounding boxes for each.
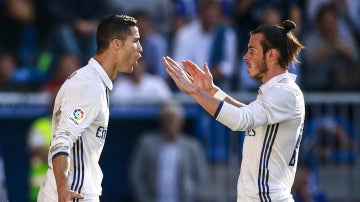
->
[68,107,85,127]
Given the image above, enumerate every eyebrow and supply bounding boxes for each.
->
[248,45,254,49]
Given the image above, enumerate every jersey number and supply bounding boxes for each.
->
[289,123,304,166]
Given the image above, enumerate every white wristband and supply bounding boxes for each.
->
[213,89,227,101]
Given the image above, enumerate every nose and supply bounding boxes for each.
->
[243,52,249,61]
[138,42,143,53]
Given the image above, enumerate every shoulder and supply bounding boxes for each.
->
[261,81,302,117]
[265,83,297,104]
[62,69,104,103]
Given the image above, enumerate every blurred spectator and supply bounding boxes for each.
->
[45,0,106,63]
[172,0,237,90]
[334,0,360,46]
[172,0,198,34]
[0,53,17,91]
[232,0,258,55]
[306,0,360,45]
[0,137,8,202]
[0,0,49,87]
[0,0,36,61]
[172,0,234,34]
[39,53,80,95]
[111,59,172,104]
[131,10,169,80]
[105,0,172,34]
[27,116,51,202]
[308,118,357,165]
[130,101,208,202]
[292,160,329,202]
[0,53,30,92]
[302,2,360,91]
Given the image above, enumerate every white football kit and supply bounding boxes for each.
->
[38,58,112,201]
[215,73,305,202]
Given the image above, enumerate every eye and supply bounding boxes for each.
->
[247,48,254,55]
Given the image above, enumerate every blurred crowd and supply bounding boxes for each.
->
[0,0,359,97]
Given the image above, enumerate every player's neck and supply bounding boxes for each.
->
[261,66,287,83]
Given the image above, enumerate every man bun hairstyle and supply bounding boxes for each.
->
[281,20,296,33]
[251,20,304,69]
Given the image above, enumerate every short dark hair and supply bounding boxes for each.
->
[96,15,137,54]
[251,20,304,69]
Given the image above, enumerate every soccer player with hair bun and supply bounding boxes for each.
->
[163,20,305,202]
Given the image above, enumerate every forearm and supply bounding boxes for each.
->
[190,87,221,117]
[52,155,70,200]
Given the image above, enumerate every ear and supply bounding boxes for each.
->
[112,39,123,50]
[266,49,279,64]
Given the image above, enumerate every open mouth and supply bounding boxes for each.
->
[134,55,142,67]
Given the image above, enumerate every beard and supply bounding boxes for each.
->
[253,57,268,79]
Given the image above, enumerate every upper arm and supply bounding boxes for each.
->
[59,81,102,132]
[215,86,297,131]
[50,81,103,157]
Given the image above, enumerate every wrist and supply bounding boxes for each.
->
[209,86,220,96]
[213,88,227,101]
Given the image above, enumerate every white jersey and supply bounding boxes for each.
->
[215,73,305,202]
[40,58,113,200]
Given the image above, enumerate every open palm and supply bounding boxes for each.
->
[163,57,196,94]
[182,60,216,94]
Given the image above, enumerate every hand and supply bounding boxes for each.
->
[58,190,84,202]
[163,56,196,94]
[182,60,219,95]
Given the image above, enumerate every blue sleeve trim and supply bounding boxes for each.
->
[214,101,224,118]
[52,152,69,160]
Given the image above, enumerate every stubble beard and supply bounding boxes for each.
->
[253,57,268,80]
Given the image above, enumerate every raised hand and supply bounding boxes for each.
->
[163,56,196,94]
[181,60,218,95]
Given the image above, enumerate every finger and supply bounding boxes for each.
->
[165,61,180,80]
[165,66,185,90]
[184,70,194,81]
[163,57,179,77]
[165,57,189,78]
[204,62,212,76]
[71,191,84,199]
[183,60,205,75]
[162,57,172,69]
[182,61,197,77]
[165,56,182,71]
